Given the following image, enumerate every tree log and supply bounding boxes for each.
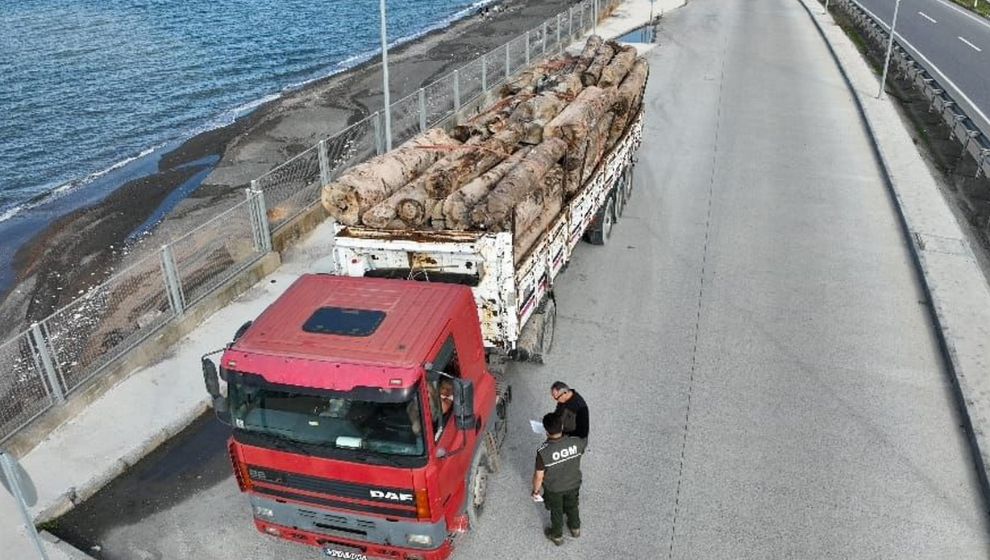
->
[420,127,521,198]
[513,190,563,263]
[471,137,568,230]
[607,58,650,146]
[544,86,616,148]
[581,42,616,86]
[442,147,532,230]
[598,46,637,88]
[321,128,458,225]
[579,35,604,61]
[581,112,615,184]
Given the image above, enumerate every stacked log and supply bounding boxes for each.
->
[320,35,649,257]
[321,128,459,225]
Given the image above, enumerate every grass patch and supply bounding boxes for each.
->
[951,0,990,18]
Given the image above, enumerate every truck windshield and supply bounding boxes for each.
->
[226,371,425,459]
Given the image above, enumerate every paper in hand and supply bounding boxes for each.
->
[530,419,544,434]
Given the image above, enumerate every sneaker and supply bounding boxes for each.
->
[544,528,564,546]
[569,528,581,538]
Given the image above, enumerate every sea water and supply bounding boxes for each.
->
[0,0,491,224]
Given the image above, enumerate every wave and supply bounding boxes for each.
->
[0,143,167,223]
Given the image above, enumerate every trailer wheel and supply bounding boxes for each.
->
[536,297,556,362]
[615,176,628,219]
[587,195,615,246]
[623,164,634,203]
[466,443,492,528]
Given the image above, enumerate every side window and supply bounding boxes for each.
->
[428,336,461,441]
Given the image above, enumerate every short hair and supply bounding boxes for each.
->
[550,381,570,393]
[542,412,563,434]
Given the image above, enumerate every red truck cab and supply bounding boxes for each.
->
[202,274,508,560]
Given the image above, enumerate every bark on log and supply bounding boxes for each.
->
[581,43,616,86]
[579,35,604,61]
[442,147,532,230]
[421,127,522,197]
[581,112,615,184]
[471,137,568,230]
[513,190,563,263]
[321,128,458,225]
[514,164,564,234]
[544,86,616,148]
[607,58,650,146]
[598,46,638,88]
[451,94,528,142]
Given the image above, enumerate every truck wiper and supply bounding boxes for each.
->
[244,429,312,455]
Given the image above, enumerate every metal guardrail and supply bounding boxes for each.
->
[0,0,620,444]
[834,0,990,179]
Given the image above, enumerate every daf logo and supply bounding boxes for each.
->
[370,490,414,502]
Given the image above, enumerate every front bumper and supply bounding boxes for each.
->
[249,494,452,560]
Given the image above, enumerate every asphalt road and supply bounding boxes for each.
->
[52,0,990,558]
[854,0,990,131]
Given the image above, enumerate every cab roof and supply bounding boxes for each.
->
[231,274,470,369]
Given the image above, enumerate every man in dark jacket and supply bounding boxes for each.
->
[550,381,589,440]
[532,412,586,545]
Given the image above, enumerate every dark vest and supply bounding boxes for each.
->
[537,436,586,493]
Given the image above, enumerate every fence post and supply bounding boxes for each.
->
[373,111,384,155]
[29,322,64,404]
[318,139,331,186]
[557,14,562,52]
[160,244,185,316]
[250,181,273,252]
[525,30,530,65]
[505,41,511,77]
[453,69,461,116]
[482,55,488,92]
[542,21,547,55]
[569,6,574,40]
[418,88,427,132]
[593,0,598,35]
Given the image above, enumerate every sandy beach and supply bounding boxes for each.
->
[0,0,575,341]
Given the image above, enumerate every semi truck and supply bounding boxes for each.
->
[200,110,643,560]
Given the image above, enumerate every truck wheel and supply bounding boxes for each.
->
[536,297,556,362]
[466,444,492,528]
[587,195,615,246]
[623,165,634,203]
[615,175,627,219]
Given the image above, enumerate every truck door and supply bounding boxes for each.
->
[427,336,473,517]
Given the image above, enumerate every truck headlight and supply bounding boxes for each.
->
[406,534,433,546]
[254,506,275,518]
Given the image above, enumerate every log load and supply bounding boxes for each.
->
[471,137,568,230]
[443,147,533,230]
[321,128,459,225]
[328,35,648,238]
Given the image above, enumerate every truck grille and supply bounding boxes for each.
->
[248,466,418,519]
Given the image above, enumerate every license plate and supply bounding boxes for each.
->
[322,545,369,560]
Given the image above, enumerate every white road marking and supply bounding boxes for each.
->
[959,36,983,51]
[933,0,990,31]
[918,11,938,23]
[851,0,990,131]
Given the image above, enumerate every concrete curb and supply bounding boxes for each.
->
[35,400,210,523]
[796,0,990,511]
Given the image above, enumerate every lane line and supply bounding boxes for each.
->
[919,11,938,23]
[851,0,990,134]
[959,35,984,51]
[933,0,990,31]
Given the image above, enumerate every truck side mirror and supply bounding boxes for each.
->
[202,357,230,421]
[452,378,475,431]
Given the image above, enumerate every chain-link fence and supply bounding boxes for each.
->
[0,0,620,444]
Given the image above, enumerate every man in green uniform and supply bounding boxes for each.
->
[531,412,587,545]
